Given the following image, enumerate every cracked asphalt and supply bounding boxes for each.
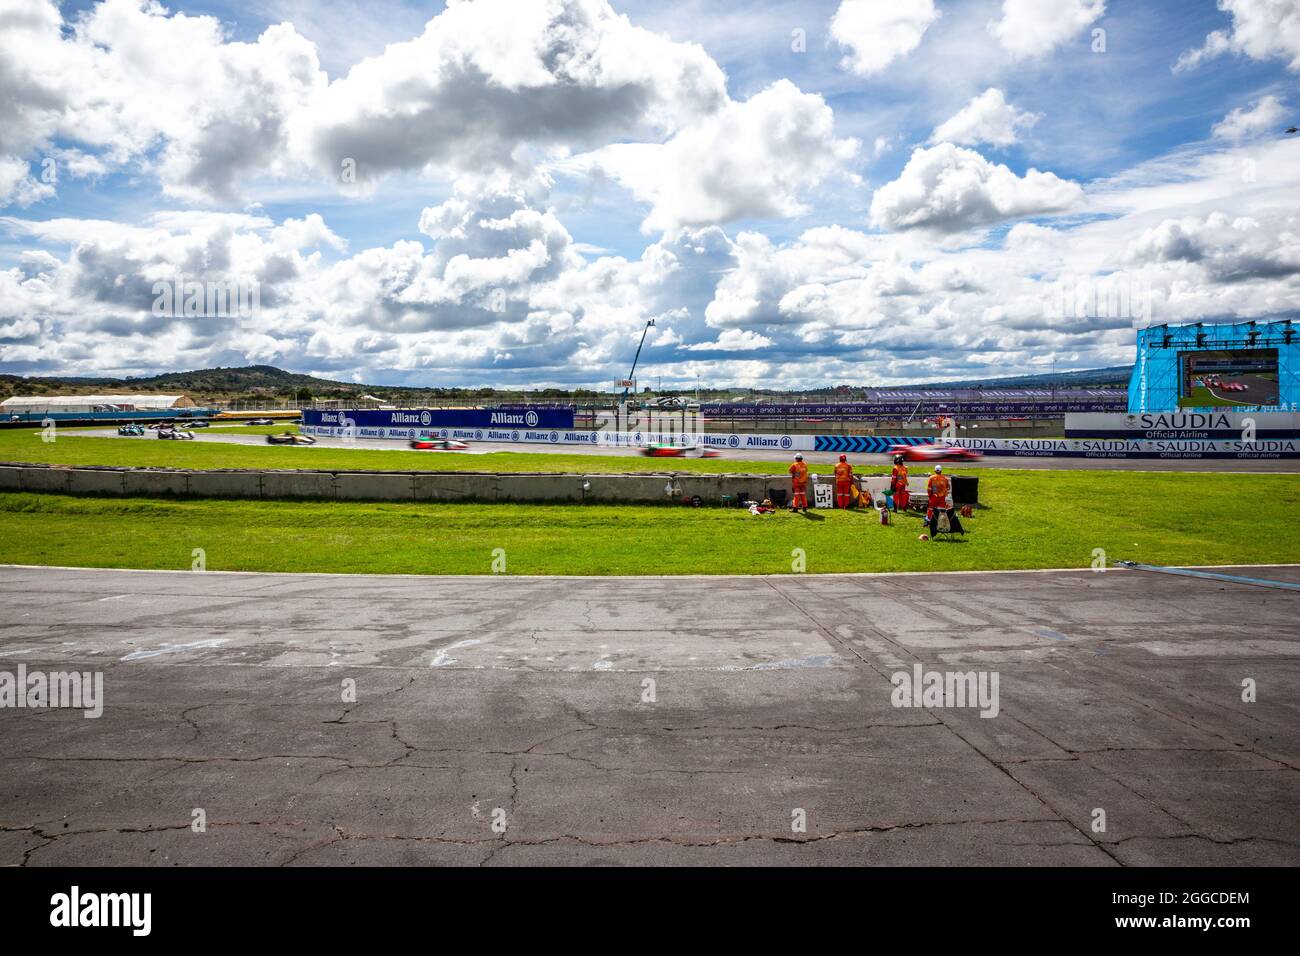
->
[1,563,1297,866]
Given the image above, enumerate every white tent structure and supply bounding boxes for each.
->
[2,394,196,414]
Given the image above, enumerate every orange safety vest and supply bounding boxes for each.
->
[891,463,908,491]
[833,462,853,483]
[789,461,809,488]
[926,473,950,500]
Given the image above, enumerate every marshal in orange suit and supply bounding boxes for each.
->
[788,454,809,511]
[832,455,854,508]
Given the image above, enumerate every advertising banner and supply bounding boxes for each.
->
[1065,411,1300,439]
[299,423,821,452]
[943,437,1300,459]
[704,401,1122,418]
[302,407,575,430]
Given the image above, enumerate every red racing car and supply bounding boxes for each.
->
[885,443,983,463]
[641,442,720,458]
[411,437,470,451]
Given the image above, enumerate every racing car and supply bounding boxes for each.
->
[266,432,317,445]
[245,418,274,426]
[641,442,720,458]
[117,424,145,436]
[885,443,982,463]
[410,437,470,451]
[157,427,194,440]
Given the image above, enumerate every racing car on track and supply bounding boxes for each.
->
[410,437,470,451]
[885,443,982,463]
[245,418,274,426]
[641,442,720,458]
[117,424,145,436]
[157,427,194,440]
[266,432,316,445]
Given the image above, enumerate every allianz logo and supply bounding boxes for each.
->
[390,411,433,425]
[489,410,540,426]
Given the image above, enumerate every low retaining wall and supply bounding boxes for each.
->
[0,463,867,506]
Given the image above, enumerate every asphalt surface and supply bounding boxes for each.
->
[63,427,1300,472]
[1,564,1297,866]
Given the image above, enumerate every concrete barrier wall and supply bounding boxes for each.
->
[261,471,336,499]
[67,469,127,495]
[0,463,878,506]
[18,467,70,493]
[335,473,413,501]
[122,470,190,496]
[412,473,494,501]
[186,471,264,498]
[497,474,589,502]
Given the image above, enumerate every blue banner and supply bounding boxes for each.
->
[302,407,574,430]
[813,435,932,453]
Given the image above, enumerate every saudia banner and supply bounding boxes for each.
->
[943,437,1300,459]
[1066,411,1300,439]
[302,407,575,430]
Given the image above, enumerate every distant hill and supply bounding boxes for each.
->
[0,365,353,403]
[1,362,1134,405]
[0,365,600,404]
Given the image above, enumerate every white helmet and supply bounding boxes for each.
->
[934,464,943,473]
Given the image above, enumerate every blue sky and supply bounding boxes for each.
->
[1,0,1298,388]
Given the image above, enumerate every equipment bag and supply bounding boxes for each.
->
[936,511,951,534]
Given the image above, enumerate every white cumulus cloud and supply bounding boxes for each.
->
[1177,0,1300,72]
[1213,94,1288,140]
[870,143,1084,234]
[830,0,940,76]
[988,0,1105,60]
[929,88,1042,148]
[580,81,859,233]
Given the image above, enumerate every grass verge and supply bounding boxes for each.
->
[1,466,1296,575]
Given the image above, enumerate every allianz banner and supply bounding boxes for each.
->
[302,407,574,430]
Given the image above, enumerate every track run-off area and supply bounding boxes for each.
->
[1,563,1297,865]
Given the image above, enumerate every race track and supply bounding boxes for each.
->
[63,427,1300,472]
[2,564,1297,866]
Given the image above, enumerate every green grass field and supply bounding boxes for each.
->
[2,427,842,476]
[2,465,1296,575]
